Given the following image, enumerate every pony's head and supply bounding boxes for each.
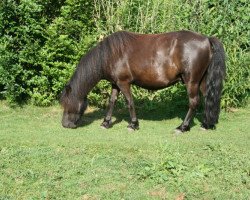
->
[60,84,88,128]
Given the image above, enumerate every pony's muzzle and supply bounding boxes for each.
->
[62,121,77,129]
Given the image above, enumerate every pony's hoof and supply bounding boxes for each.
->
[200,127,207,131]
[175,125,190,133]
[127,126,139,131]
[174,129,184,135]
[127,121,139,131]
[127,126,136,131]
[100,119,112,129]
[201,123,216,130]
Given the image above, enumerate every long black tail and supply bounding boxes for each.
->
[203,37,226,129]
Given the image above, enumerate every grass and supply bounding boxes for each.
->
[0,100,250,199]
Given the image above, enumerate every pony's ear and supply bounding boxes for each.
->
[65,84,72,95]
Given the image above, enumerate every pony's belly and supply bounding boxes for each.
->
[133,78,179,90]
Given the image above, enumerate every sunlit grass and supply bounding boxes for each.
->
[0,101,249,199]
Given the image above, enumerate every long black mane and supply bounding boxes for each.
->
[60,31,135,106]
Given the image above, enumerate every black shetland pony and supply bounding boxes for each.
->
[60,30,226,132]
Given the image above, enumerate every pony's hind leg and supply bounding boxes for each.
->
[176,82,200,133]
[101,84,120,129]
[117,81,139,130]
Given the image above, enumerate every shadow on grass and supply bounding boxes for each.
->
[80,92,205,129]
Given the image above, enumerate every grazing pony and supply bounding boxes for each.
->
[60,30,226,132]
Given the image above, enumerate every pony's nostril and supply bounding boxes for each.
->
[62,121,77,129]
[68,123,77,129]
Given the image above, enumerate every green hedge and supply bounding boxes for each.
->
[0,0,249,107]
[0,0,96,105]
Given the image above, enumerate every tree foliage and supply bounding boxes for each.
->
[0,0,249,107]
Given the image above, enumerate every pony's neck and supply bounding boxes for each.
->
[68,31,134,100]
[69,46,104,100]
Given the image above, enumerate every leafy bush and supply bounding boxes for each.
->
[0,0,249,107]
[0,0,65,104]
[0,0,96,106]
[29,0,97,105]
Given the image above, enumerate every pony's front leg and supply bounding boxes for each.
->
[101,85,120,129]
[117,81,139,131]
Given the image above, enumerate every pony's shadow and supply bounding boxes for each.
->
[79,93,204,129]
[79,109,123,128]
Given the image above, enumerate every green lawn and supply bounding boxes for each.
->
[0,101,249,199]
